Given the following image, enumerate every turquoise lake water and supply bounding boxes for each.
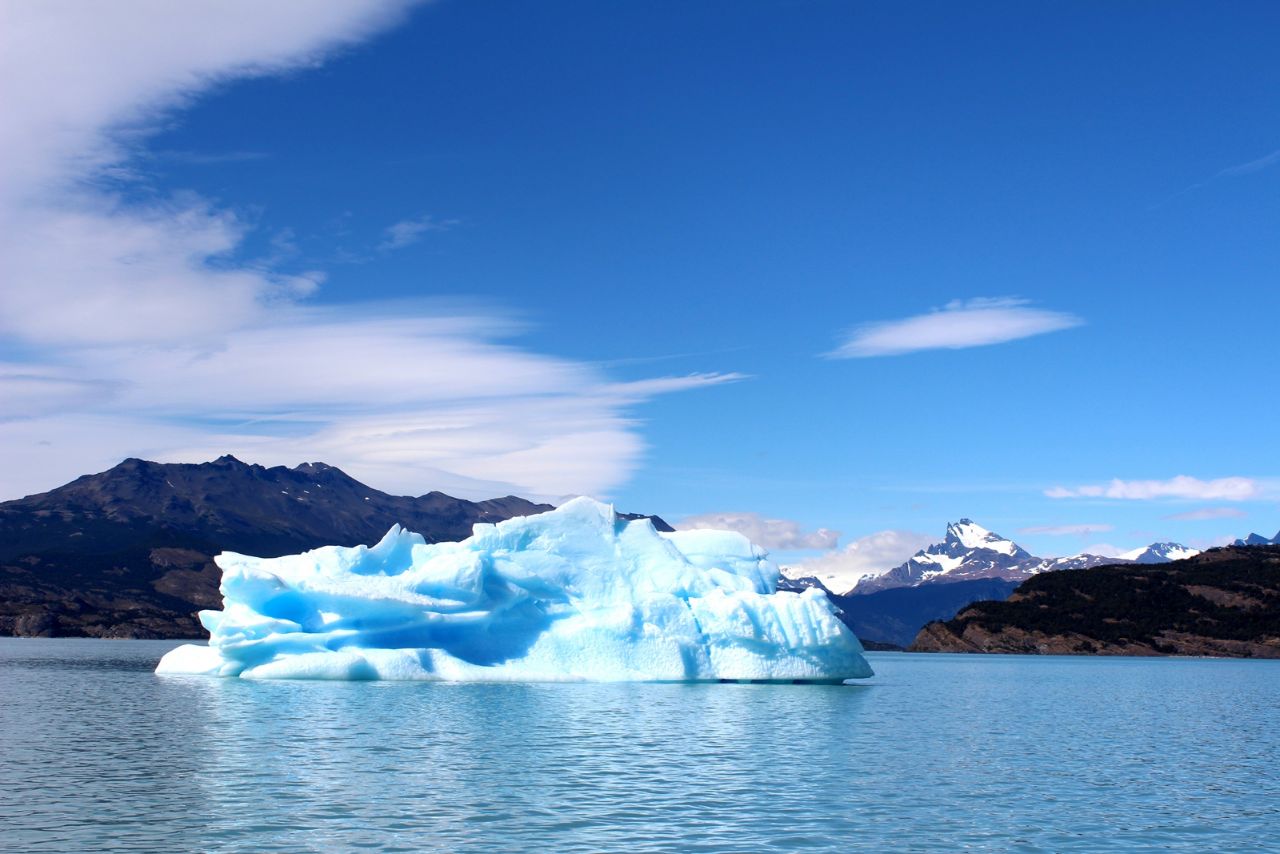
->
[1,639,1278,852]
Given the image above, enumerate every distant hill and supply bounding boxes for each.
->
[1118,542,1201,563]
[777,572,1019,647]
[1235,530,1280,547]
[0,456,670,638]
[777,518,1201,645]
[910,546,1280,658]
[828,578,1020,648]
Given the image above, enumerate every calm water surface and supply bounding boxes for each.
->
[1,639,1278,852]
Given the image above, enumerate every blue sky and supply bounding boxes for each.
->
[2,1,1277,572]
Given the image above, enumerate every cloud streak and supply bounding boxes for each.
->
[1046,476,1260,502]
[675,512,839,551]
[150,150,270,165]
[1215,149,1280,178]
[1019,523,1114,536]
[0,1,742,502]
[786,529,933,594]
[1161,147,1280,204]
[829,298,1082,358]
[1163,507,1249,522]
[378,215,454,251]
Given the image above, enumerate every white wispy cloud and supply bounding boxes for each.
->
[1163,507,1249,522]
[829,297,1082,358]
[0,2,419,199]
[1019,523,1114,537]
[786,530,933,594]
[1161,147,1280,204]
[1080,543,1125,558]
[150,150,270,165]
[675,512,839,551]
[378,215,454,251]
[1188,534,1239,550]
[1215,149,1280,178]
[0,1,742,502]
[1046,476,1260,501]
[0,366,124,422]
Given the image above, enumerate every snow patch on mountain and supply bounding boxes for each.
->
[1119,542,1202,563]
[851,519,1035,594]
[1025,553,1126,573]
[947,520,1019,556]
[1234,530,1280,547]
[847,519,1199,595]
[779,529,933,595]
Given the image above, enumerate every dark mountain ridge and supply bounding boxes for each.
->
[910,546,1280,657]
[780,569,1021,648]
[1235,530,1280,547]
[828,577,1021,648]
[0,456,670,638]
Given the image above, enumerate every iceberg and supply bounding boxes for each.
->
[156,497,872,682]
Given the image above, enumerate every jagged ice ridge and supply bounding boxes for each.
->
[156,498,873,682]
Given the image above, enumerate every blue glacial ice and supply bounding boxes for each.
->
[156,497,873,682]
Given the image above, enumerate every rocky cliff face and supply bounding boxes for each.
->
[0,456,669,639]
[910,546,1280,657]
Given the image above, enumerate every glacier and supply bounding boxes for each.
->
[156,497,872,683]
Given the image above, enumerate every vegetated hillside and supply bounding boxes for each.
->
[0,456,670,639]
[910,546,1280,657]
[828,578,1020,648]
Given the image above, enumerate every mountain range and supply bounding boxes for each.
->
[785,519,1200,597]
[1235,530,1280,547]
[3,455,1271,649]
[825,577,1022,649]
[911,545,1280,657]
[0,456,669,638]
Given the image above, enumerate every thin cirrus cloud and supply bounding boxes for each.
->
[0,1,741,502]
[378,215,456,251]
[1165,147,1280,201]
[1215,148,1280,179]
[829,297,1083,358]
[1045,476,1260,502]
[149,150,271,166]
[786,530,934,594]
[1163,507,1249,522]
[1018,523,1114,537]
[674,512,839,551]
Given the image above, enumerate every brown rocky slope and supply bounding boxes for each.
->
[0,456,670,639]
[909,545,1280,657]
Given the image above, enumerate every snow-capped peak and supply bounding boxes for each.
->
[1118,542,1200,564]
[778,562,891,595]
[1234,530,1280,547]
[848,519,1033,594]
[945,518,1020,556]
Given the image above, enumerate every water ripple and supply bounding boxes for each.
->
[2,641,1279,851]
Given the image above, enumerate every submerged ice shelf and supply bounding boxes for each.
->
[156,497,872,682]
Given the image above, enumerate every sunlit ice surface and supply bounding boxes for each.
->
[157,498,872,682]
